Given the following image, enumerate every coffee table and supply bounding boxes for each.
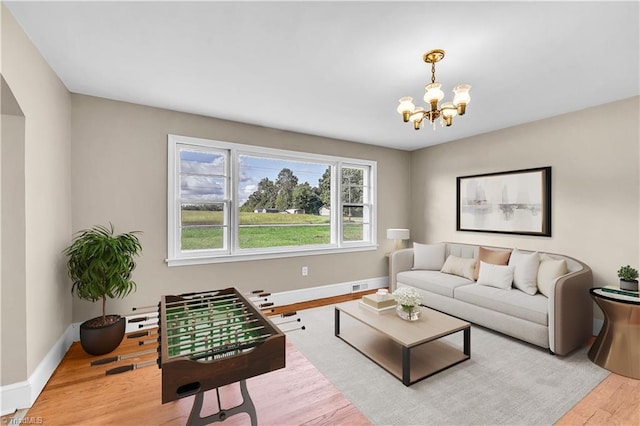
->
[334,300,470,386]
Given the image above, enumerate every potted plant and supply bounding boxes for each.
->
[617,265,639,292]
[64,223,142,355]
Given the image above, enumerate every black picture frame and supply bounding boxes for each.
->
[456,167,552,237]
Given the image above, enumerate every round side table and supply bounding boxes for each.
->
[588,288,640,379]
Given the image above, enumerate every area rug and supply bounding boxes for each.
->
[286,304,609,426]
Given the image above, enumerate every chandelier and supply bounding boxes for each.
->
[397,49,471,131]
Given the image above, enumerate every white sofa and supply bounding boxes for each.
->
[389,242,593,356]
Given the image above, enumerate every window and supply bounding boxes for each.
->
[167,135,377,265]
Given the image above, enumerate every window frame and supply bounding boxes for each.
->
[167,134,377,266]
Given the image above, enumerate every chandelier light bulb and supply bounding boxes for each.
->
[397,49,470,133]
[424,83,444,111]
[440,102,457,126]
[396,97,416,122]
[409,107,425,130]
[453,84,472,115]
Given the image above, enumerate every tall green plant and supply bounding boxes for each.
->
[64,224,142,325]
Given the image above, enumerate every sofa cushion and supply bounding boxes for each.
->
[441,255,476,281]
[474,247,512,280]
[537,254,568,297]
[397,270,472,298]
[412,242,446,270]
[454,284,548,326]
[508,248,540,295]
[477,261,515,289]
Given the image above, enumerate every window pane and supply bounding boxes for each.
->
[342,206,365,241]
[341,167,364,203]
[181,203,226,250]
[180,149,225,175]
[239,221,330,248]
[180,149,226,201]
[181,227,225,250]
[238,154,331,249]
[180,176,226,201]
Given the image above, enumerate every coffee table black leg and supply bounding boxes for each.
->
[334,308,340,336]
[402,346,410,386]
[464,327,471,357]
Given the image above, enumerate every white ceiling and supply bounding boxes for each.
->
[5,1,639,151]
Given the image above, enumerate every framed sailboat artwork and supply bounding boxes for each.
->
[456,167,552,237]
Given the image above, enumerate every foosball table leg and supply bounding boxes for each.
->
[186,379,257,426]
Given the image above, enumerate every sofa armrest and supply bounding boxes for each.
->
[549,260,593,356]
[389,249,414,291]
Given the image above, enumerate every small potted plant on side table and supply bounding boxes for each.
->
[617,265,639,292]
[64,223,142,355]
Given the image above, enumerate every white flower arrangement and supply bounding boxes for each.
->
[392,287,423,309]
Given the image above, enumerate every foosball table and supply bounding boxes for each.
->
[157,287,287,425]
[91,287,303,425]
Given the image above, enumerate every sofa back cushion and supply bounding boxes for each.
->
[412,242,446,270]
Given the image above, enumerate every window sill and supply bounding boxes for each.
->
[166,244,378,267]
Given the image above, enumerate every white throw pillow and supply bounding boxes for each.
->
[537,254,568,297]
[508,248,540,295]
[477,261,515,290]
[440,255,476,281]
[413,242,446,271]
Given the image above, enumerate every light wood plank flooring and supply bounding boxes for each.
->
[3,296,638,425]
[17,335,370,425]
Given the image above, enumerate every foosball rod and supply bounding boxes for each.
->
[268,311,297,318]
[132,304,159,312]
[163,303,249,321]
[163,324,269,351]
[279,325,306,333]
[247,292,271,300]
[163,318,262,339]
[138,319,158,328]
[127,329,157,339]
[162,310,255,333]
[163,307,258,330]
[105,359,157,375]
[271,318,301,326]
[168,333,273,360]
[128,314,158,323]
[164,292,244,307]
[91,348,158,366]
[125,308,159,316]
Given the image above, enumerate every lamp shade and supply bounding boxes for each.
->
[386,228,410,240]
[453,84,471,105]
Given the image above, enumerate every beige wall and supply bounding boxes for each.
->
[1,4,72,381]
[70,94,412,322]
[411,96,640,315]
[1,109,26,385]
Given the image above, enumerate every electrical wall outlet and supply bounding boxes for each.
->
[302,266,308,276]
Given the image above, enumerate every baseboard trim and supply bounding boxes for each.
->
[266,276,387,307]
[1,324,75,416]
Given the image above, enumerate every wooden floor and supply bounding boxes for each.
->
[3,295,639,425]
[17,334,370,425]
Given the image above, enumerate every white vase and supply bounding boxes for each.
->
[396,304,421,321]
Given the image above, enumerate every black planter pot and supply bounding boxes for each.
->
[79,315,126,355]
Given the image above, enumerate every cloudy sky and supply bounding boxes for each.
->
[180,150,328,206]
